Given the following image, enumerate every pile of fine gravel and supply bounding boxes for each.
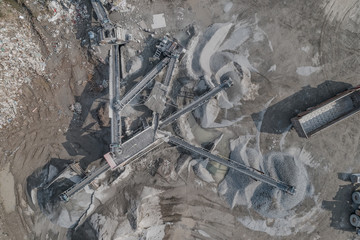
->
[218,137,311,218]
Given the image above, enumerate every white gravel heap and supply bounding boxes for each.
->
[187,22,264,128]
[0,20,46,128]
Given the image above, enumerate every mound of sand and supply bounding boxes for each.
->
[218,136,311,219]
[33,166,93,228]
[186,22,266,128]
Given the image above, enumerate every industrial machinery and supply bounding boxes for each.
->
[291,86,360,138]
[59,36,186,201]
[59,41,295,200]
[90,0,129,45]
[349,173,360,235]
[58,1,295,201]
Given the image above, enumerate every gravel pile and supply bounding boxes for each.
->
[186,22,262,128]
[0,21,45,128]
[218,136,311,218]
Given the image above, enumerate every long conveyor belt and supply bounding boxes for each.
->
[165,133,295,195]
[109,45,122,151]
[116,57,170,111]
[59,164,110,201]
[159,78,233,129]
[163,57,176,87]
[59,129,163,201]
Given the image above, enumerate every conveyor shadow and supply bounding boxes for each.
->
[62,76,110,170]
[251,80,353,134]
[26,158,74,213]
[26,0,114,208]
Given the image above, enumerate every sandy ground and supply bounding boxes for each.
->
[1,0,360,239]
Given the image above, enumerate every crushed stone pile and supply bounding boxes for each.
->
[218,136,311,219]
[45,0,89,26]
[0,0,90,129]
[187,22,265,128]
[0,20,46,128]
[27,162,90,228]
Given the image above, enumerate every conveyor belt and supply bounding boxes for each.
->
[59,164,110,201]
[163,57,176,87]
[159,78,233,129]
[117,57,170,111]
[109,45,122,152]
[59,128,161,201]
[165,133,295,195]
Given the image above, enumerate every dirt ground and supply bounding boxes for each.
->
[1,0,360,239]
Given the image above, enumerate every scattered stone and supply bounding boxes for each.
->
[69,102,82,114]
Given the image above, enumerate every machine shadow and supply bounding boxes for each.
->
[322,183,356,232]
[338,172,352,181]
[25,158,73,212]
[62,75,111,170]
[62,38,158,170]
[31,28,163,196]
[251,80,353,134]
[25,1,113,207]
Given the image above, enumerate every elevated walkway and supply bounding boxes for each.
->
[163,57,176,87]
[109,45,123,156]
[107,127,157,167]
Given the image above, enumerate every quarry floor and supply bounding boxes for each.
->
[1,0,360,239]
